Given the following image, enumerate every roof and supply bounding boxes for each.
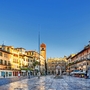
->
[67,54,76,59]
[15,47,26,50]
[71,44,90,59]
[40,43,46,47]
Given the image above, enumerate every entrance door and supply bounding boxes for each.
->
[6,72,8,77]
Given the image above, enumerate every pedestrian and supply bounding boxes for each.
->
[28,73,31,79]
[85,70,87,79]
[38,72,41,79]
[87,72,89,78]
[28,75,30,79]
[18,73,20,78]
[3,75,5,78]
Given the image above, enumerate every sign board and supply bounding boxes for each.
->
[21,70,26,72]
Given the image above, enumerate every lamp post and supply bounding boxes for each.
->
[38,31,41,79]
[28,65,30,79]
[69,59,70,76]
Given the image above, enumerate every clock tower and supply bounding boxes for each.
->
[40,43,46,60]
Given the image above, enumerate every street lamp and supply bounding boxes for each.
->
[38,31,41,79]
[68,59,70,75]
[28,65,31,79]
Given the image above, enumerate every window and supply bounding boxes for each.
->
[30,52,33,55]
[0,59,3,64]
[4,60,7,65]
[9,72,12,76]
[4,53,8,58]
[0,52,2,56]
[1,71,5,76]
[13,59,18,63]
[5,60,7,65]
[26,59,28,62]
[28,59,29,62]
[28,52,30,55]
[8,61,11,65]
[41,48,44,51]
[7,48,10,52]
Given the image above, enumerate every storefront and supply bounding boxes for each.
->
[0,70,13,78]
[21,70,27,76]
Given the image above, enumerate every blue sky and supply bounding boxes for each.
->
[0,0,90,58]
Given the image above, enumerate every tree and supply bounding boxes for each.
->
[20,67,33,71]
[32,61,40,75]
[33,61,39,69]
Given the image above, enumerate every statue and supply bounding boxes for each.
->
[56,65,62,76]
[54,64,62,79]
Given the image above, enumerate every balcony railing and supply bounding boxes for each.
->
[67,57,90,66]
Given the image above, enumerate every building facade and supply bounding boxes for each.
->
[66,54,76,75]
[0,42,47,77]
[47,57,67,75]
[26,50,45,75]
[0,46,12,78]
[67,44,90,73]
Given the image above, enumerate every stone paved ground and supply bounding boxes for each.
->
[0,76,27,86]
[0,76,35,86]
[0,75,90,90]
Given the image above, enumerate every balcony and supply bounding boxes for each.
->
[6,66,12,70]
[68,57,90,67]
[7,63,11,66]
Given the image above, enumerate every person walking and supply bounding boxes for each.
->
[85,70,87,79]
[28,72,31,79]
[18,73,20,78]
[3,75,5,78]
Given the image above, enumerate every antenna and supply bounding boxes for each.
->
[2,41,4,45]
[2,41,5,46]
[38,31,40,69]
[38,31,41,79]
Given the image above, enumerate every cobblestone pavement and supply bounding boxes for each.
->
[0,76,34,86]
[0,75,90,90]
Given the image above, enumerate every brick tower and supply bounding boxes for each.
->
[40,43,46,60]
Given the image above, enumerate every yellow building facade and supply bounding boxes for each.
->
[26,50,46,74]
[0,45,14,77]
[47,57,67,75]
[0,43,47,77]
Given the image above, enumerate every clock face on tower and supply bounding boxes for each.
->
[41,48,45,51]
